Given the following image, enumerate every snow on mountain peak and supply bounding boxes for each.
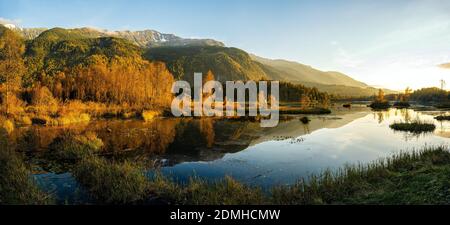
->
[3,24,17,29]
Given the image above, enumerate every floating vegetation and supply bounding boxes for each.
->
[369,101,391,110]
[434,115,450,121]
[280,108,331,115]
[393,101,410,108]
[299,116,311,124]
[389,121,436,133]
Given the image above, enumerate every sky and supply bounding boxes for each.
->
[1,0,449,90]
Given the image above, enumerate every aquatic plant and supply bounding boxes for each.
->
[369,101,391,110]
[389,121,436,133]
[434,115,450,121]
[393,101,410,108]
[299,116,310,124]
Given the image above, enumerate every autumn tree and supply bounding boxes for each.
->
[376,89,385,102]
[0,26,26,114]
[203,70,215,100]
[300,95,311,109]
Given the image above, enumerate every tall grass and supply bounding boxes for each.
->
[148,174,265,205]
[271,146,450,204]
[47,132,103,162]
[73,156,149,204]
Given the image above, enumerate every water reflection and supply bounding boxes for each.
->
[7,107,450,193]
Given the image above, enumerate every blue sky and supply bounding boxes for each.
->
[1,0,450,90]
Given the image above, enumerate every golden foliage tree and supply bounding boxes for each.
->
[376,89,385,102]
[0,27,26,114]
[53,55,175,108]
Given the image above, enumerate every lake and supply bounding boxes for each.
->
[10,105,450,203]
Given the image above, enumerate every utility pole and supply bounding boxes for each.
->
[440,79,446,90]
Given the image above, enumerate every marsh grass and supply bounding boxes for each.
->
[271,146,450,204]
[389,120,436,133]
[146,147,450,205]
[148,174,265,205]
[73,156,149,204]
[47,132,103,163]
[31,113,90,126]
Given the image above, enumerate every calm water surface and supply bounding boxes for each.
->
[11,106,450,202]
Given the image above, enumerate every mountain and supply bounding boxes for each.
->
[252,55,396,97]
[251,54,369,88]
[11,26,224,48]
[22,27,145,85]
[144,46,267,82]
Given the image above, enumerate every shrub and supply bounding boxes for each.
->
[2,119,14,134]
[47,133,103,162]
[18,116,32,125]
[142,110,161,122]
[31,113,90,126]
[1,92,25,115]
[28,86,59,115]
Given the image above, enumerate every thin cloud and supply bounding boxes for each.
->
[331,42,364,68]
[0,17,22,26]
[439,63,450,69]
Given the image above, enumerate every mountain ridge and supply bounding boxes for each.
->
[251,54,397,96]
[9,26,225,48]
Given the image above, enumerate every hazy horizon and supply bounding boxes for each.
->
[1,0,450,91]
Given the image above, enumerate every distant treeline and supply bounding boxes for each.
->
[337,87,450,103]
